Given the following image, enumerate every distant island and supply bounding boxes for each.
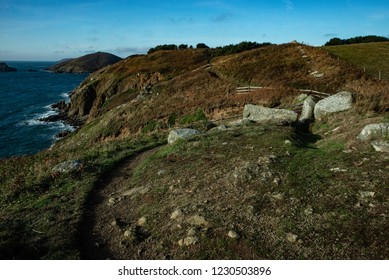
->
[47,52,122,73]
[0,62,17,72]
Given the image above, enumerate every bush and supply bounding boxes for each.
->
[213,41,272,57]
[180,109,208,124]
[324,35,389,46]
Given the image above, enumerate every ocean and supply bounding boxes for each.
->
[0,61,88,159]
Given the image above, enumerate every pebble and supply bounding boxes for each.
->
[187,228,198,237]
[138,216,147,226]
[178,236,199,247]
[187,214,208,226]
[228,230,239,239]
[170,209,183,220]
[286,233,298,243]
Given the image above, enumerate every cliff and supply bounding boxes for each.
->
[48,52,122,73]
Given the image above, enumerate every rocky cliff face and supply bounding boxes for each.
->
[0,62,17,72]
[48,52,122,73]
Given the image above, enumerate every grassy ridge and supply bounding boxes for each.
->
[323,42,389,81]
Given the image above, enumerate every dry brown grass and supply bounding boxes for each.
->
[64,43,388,144]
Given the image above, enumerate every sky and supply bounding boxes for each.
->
[1,0,389,61]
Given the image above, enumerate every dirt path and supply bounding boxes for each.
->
[79,147,161,260]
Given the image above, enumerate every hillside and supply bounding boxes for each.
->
[0,43,388,260]
[323,42,389,81]
[48,52,122,73]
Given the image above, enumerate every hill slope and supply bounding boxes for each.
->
[0,43,388,260]
[323,42,389,81]
[59,43,388,146]
[48,52,122,73]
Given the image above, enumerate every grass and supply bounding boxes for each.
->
[0,132,166,259]
[112,123,388,260]
[323,42,389,81]
[1,42,389,260]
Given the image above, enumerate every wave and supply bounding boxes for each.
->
[19,105,74,132]
[60,91,71,101]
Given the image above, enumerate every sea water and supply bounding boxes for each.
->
[0,61,88,158]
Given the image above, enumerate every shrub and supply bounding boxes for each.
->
[180,108,208,124]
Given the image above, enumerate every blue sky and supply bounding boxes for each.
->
[1,0,389,60]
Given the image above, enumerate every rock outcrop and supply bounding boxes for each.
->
[52,160,82,173]
[0,62,17,72]
[243,104,298,125]
[314,91,353,119]
[371,141,389,153]
[358,123,389,141]
[168,129,201,144]
[358,123,389,153]
[48,52,122,73]
[299,95,316,123]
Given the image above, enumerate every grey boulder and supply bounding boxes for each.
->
[243,104,298,125]
[314,91,353,119]
[168,128,201,144]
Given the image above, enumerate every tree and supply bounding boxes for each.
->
[196,43,209,49]
[178,44,188,49]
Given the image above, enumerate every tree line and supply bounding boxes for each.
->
[324,35,389,46]
[147,41,272,56]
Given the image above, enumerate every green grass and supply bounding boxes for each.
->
[0,132,166,259]
[323,42,389,81]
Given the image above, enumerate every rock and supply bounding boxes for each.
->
[168,128,201,144]
[286,233,298,243]
[296,93,308,103]
[52,160,82,173]
[330,167,347,172]
[310,71,324,78]
[187,228,198,237]
[178,236,199,246]
[298,95,316,122]
[56,130,72,138]
[122,186,149,197]
[0,62,17,72]
[243,104,298,125]
[227,119,254,127]
[51,100,69,112]
[208,124,228,132]
[227,230,239,239]
[358,123,389,141]
[314,91,353,119]
[371,140,389,153]
[186,214,208,226]
[360,191,375,199]
[284,140,292,145]
[138,217,147,226]
[107,197,116,206]
[171,209,183,220]
[157,169,167,176]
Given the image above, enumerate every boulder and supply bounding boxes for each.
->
[357,123,389,141]
[314,91,353,119]
[371,141,389,153]
[299,95,316,122]
[243,104,298,125]
[52,160,82,173]
[168,128,201,144]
